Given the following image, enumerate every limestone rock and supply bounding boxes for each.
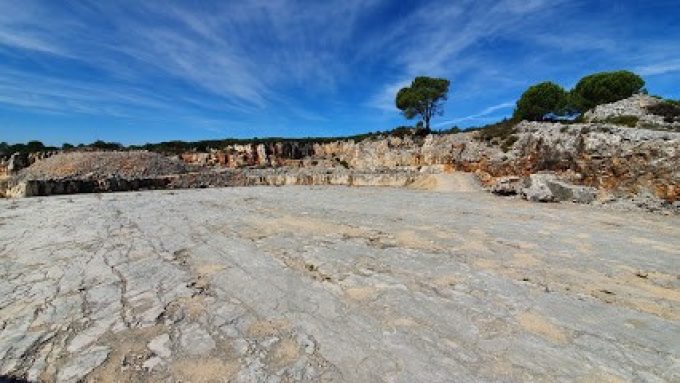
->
[521,173,557,202]
[4,98,679,211]
[521,173,597,204]
[7,153,28,173]
[1,187,678,381]
[547,180,597,204]
[57,346,110,383]
[491,176,523,196]
[179,324,215,356]
[583,94,661,124]
[148,333,172,359]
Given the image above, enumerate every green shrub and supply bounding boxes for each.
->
[478,119,516,141]
[601,115,639,128]
[90,140,123,150]
[646,100,680,123]
[500,134,518,152]
[570,70,644,111]
[0,140,58,155]
[434,126,461,135]
[476,118,519,151]
[514,82,569,121]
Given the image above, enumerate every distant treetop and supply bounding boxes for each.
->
[513,70,646,122]
[570,70,645,111]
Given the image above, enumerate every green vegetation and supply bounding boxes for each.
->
[601,115,639,128]
[2,123,468,157]
[514,82,569,121]
[646,100,680,123]
[133,126,438,154]
[90,140,124,150]
[474,118,518,152]
[514,70,646,121]
[0,140,59,156]
[569,70,645,111]
[396,76,450,130]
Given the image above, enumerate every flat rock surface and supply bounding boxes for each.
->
[0,186,678,382]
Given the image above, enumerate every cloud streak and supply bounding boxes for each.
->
[0,0,678,143]
[434,101,515,127]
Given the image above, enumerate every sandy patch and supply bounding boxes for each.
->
[473,258,499,269]
[172,358,238,383]
[395,230,443,252]
[384,316,420,329]
[630,236,680,254]
[431,274,462,288]
[253,215,365,237]
[195,263,226,276]
[345,286,380,301]
[247,318,291,338]
[408,173,481,192]
[268,338,301,369]
[511,252,541,267]
[87,325,165,383]
[577,370,628,383]
[517,312,568,344]
[168,295,208,320]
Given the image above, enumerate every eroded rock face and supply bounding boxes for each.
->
[0,151,58,177]
[176,122,679,204]
[584,94,661,122]
[4,98,679,208]
[2,169,423,197]
[507,123,679,203]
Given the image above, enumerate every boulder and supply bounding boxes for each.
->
[547,180,597,204]
[491,176,523,196]
[521,173,557,202]
[521,173,597,204]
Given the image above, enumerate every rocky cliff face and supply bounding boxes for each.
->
[505,123,678,201]
[0,151,58,177]
[179,133,497,171]
[4,97,679,207]
[177,122,679,203]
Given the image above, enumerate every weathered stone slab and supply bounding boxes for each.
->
[0,187,678,382]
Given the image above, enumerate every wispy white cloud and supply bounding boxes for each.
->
[636,60,680,76]
[0,0,383,110]
[363,0,573,111]
[0,0,678,142]
[434,101,514,127]
[364,80,411,111]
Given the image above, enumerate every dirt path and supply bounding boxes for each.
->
[408,172,481,192]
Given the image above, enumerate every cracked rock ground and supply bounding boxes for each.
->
[1,186,679,382]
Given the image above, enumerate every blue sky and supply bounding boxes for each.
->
[1,0,679,145]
